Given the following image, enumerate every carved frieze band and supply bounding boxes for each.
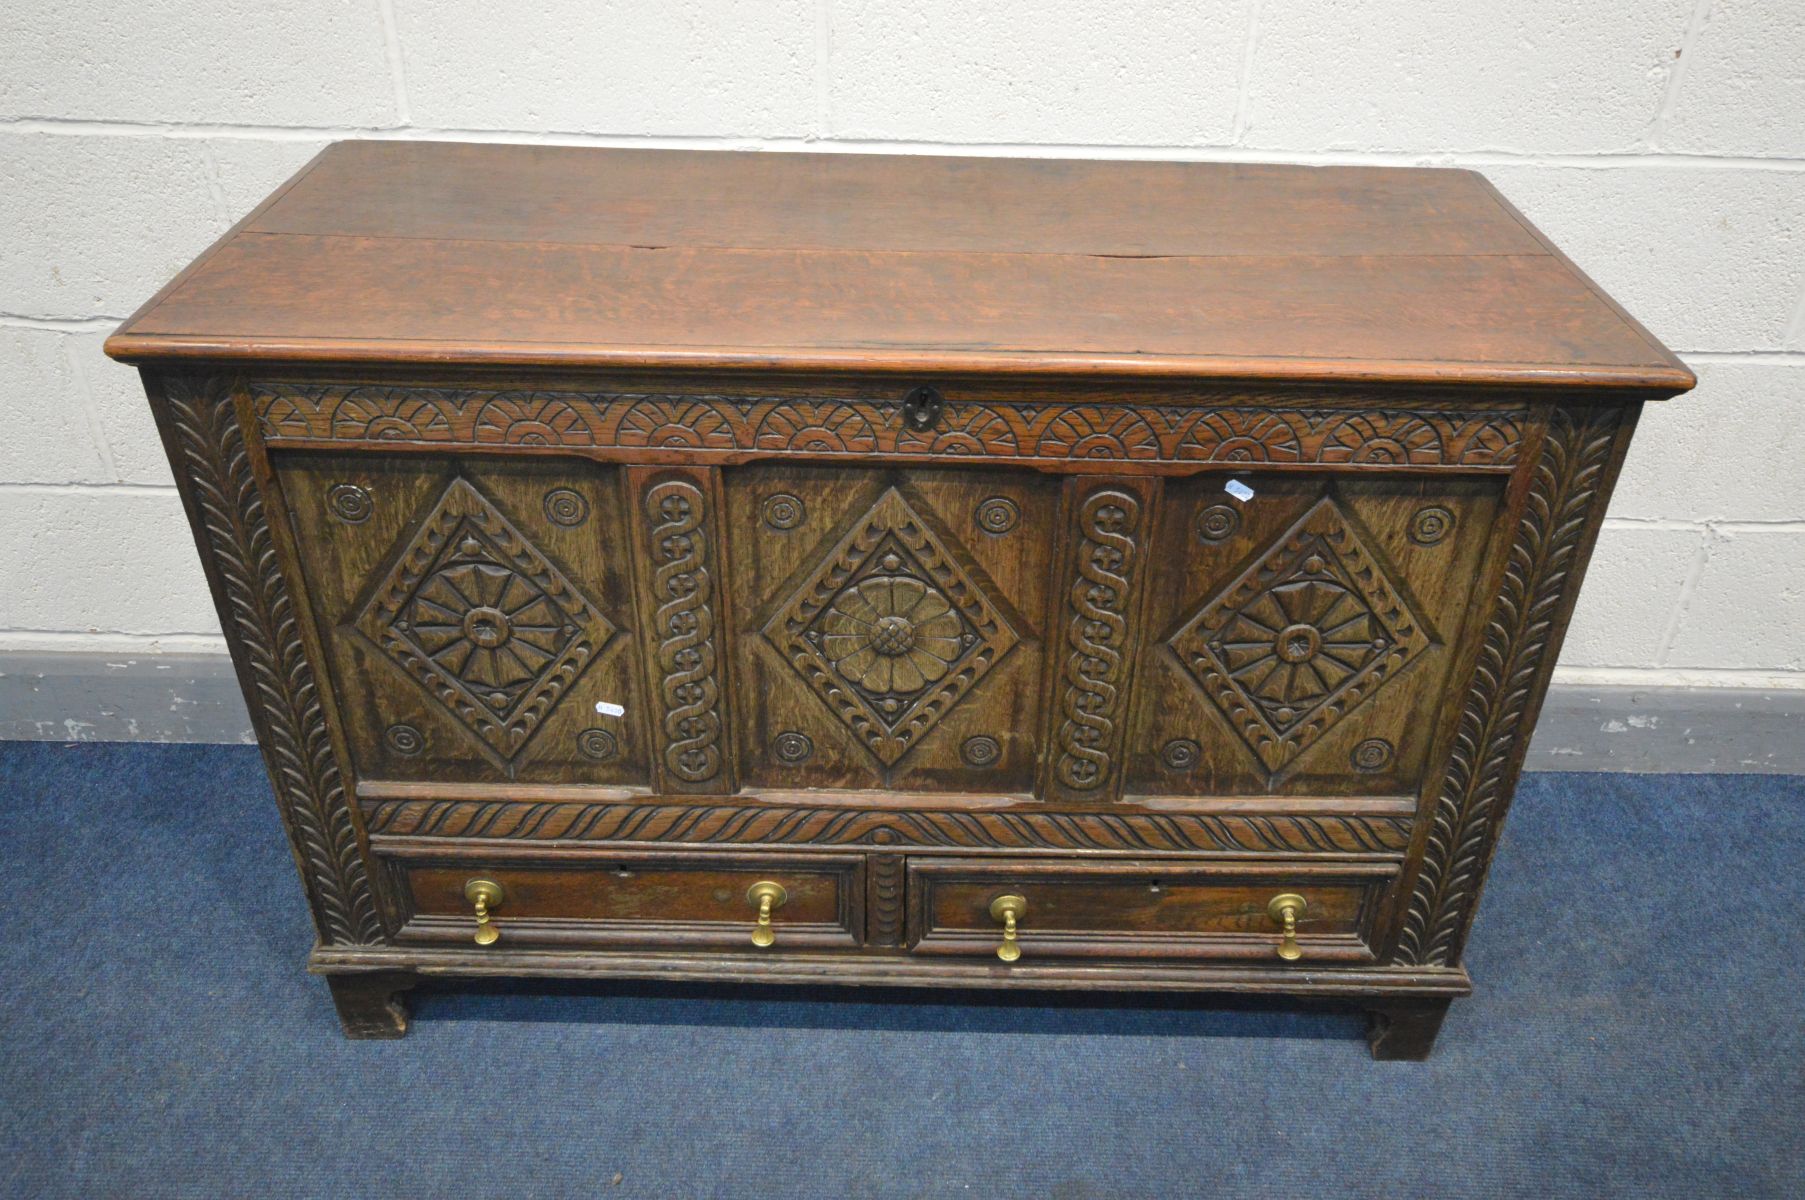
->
[252,383,1526,469]
[1394,403,1629,967]
[1051,487,1149,797]
[639,474,728,788]
[154,375,384,945]
[363,798,1413,856]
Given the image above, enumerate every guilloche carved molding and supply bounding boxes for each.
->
[1052,488,1146,794]
[362,797,1414,856]
[640,476,727,785]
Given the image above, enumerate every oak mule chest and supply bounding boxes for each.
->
[109,142,1692,1058]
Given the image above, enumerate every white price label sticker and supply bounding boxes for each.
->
[1224,479,1254,502]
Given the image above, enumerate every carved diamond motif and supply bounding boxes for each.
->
[763,488,1018,766]
[1168,498,1431,773]
[355,477,615,762]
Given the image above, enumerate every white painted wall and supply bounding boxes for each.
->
[2,1,1802,692]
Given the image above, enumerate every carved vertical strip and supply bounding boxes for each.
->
[147,372,384,945]
[625,466,734,793]
[1040,478,1161,805]
[866,853,905,947]
[1394,402,1637,967]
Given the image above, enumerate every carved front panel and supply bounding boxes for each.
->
[275,454,650,784]
[724,465,1053,794]
[1130,474,1505,797]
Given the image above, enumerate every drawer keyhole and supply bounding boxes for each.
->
[901,385,946,432]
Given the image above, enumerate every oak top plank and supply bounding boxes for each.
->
[107,140,1693,392]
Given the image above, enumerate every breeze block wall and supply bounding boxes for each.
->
[2,0,1801,696]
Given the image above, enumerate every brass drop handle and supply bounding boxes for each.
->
[464,878,505,947]
[1268,892,1307,961]
[747,881,788,948]
[989,894,1027,963]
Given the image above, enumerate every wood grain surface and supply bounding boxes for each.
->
[107,141,1692,390]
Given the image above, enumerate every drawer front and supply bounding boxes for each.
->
[906,858,1393,962]
[388,849,864,949]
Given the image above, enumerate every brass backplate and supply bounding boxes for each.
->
[747,881,788,909]
[1267,892,1305,921]
[464,878,505,908]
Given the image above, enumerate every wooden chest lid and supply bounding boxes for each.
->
[106,140,1692,393]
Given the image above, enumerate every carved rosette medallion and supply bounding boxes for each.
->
[761,493,806,531]
[974,497,1020,535]
[1410,505,1454,546]
[763,488,1018,766]
[1160,738,1201,770]
[327,483,373,524]
[773,731,814,764]
[1168,498,1431,773]
[1196,504,1240,542]
[384,723,424,756]
[355,477,615,762]
[543,488,589,527]
[961,735,1002,767]
[577,728,618,762]
[1352,737,1394,772]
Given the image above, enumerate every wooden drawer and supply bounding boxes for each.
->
[905,858,1393,963]
[386,848,864,950]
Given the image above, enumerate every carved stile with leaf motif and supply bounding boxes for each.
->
[110,143,1691,1057]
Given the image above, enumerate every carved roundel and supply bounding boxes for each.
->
[1160,738,1201,770]
[1168,498,1432,774]
[384,723,424,756]
[961,735,1002,767]
[543,488,589,527]
[1196,504,1240,542]
[773,731,814,764]
[762,493,806,531]
[578,727,618,762]
[763,488,1019,767]
[974,497,1020,535]
[354,478,617,763]
[1352,737,1394,772]
[1410,506,1454,546]
[327,483,373,524]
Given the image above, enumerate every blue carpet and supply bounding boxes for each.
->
[1,743,1801,1199]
